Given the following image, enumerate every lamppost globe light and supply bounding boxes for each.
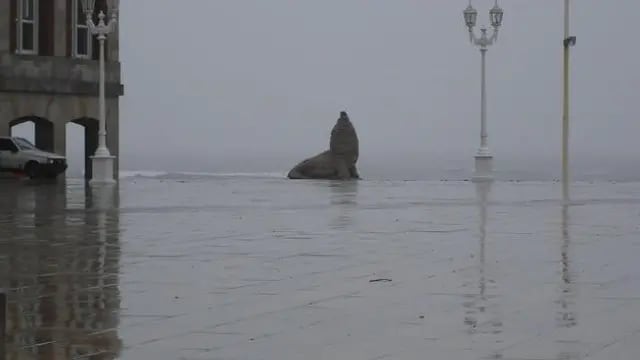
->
[81,0,96,16]
[490,3,504,28]
[464,4,478,29]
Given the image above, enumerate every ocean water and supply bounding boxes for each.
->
[1,174,640,359]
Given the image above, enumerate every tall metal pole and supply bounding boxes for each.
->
[562,0,571,201]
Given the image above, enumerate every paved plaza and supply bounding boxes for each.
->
[1,178,640,359]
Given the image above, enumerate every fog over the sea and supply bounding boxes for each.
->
[13,0,637,180]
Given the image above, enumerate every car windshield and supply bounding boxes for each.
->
[14,138,37,150]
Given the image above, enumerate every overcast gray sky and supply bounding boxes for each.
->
[111,0,638,177]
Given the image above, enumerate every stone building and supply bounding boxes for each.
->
[0,0,124,179]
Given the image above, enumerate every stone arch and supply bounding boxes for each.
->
[68,117,99,180]
[9,116,55,152]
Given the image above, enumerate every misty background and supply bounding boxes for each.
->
[13,0,638,180]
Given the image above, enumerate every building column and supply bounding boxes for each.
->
[0,290,5,347]
[108,19,120,62]
[0,0,10,52]
[0,101,10,137]
[54,0,67,56]
[0,122,9,137]
[53,120,66,155]
[35,120,55,152]
[106,99,119,179]
[85,121,98,180]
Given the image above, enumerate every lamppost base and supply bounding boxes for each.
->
[89,184,118,210]
[89,155,117,186]
[472,154,494,183]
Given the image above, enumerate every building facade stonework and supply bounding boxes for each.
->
[0,0,124,178]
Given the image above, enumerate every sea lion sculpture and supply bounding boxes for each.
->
[287,111,360,180]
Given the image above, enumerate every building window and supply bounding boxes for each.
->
[67,0,108,61]
[72,0,92,58]
[16,0,39,54]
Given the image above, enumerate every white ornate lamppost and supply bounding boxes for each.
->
[82,0,119,185]
[463,0,503,182]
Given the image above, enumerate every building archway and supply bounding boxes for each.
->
[66,122,85,178]
[68,117,99,180]
[9,116,55,152]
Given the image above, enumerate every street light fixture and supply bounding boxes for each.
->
[463,0,503,182]
[82,0,119,185]
[464,4,478,29]
[489,2,504,29]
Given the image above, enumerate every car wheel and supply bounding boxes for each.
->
[24,161,40,179]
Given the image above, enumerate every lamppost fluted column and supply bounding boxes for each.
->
[480,46,488,155]
[82,0,119,185]
[463,1,503,182]
[97,30,108,156]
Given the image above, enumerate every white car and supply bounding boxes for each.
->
[0,136,68,179]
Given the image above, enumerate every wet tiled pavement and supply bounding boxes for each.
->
[1,177,640,359]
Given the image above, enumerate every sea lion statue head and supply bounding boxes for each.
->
[330,111,359,161]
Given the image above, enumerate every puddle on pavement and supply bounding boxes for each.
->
[0,182,122,359]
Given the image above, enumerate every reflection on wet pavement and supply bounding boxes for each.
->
[1,178,640,359]
[0,182,121,359]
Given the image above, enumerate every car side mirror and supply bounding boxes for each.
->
[10,147,18,153]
